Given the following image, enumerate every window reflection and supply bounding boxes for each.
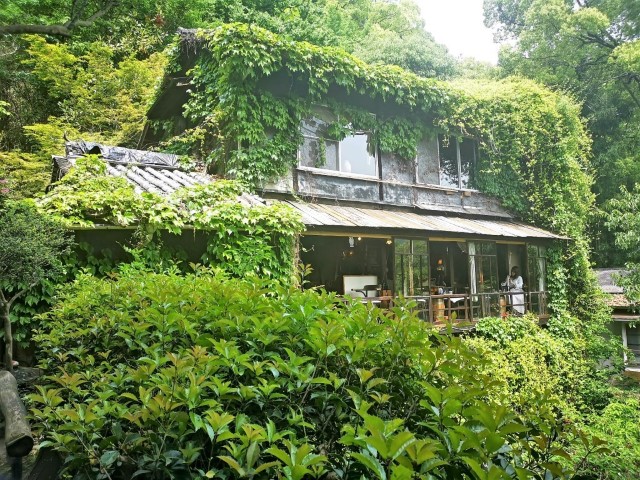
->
[340,134,376,176]
[394,239,429,297]
[438,135,476,190]
[300,109,377,177]
[439,137,458,188]
[459,139,475,189]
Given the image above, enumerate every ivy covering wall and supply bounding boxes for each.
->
[156,23,600,323]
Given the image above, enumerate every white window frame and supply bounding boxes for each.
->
[622,323,640,371]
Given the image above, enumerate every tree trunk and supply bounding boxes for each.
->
[0,24,72,36]
[0,370,34,457]
[2,303,13,374]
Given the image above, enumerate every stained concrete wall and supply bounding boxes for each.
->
[416,132,440,186]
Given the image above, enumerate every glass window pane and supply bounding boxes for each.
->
[325,141,338,170]
[438,135,458,188]
[395,238,411,255]
[395,253,413,296]
[394,239,429,296]
[300,114,339,170]
[340,134,376,176]
[470,242,498,293]
[413,254,430,295]
[459,139,475,189]
[480,242,496,255]
[527,244,546,292]
[413,239,429,255]
[627,326,640,364]
[300,136,338,169]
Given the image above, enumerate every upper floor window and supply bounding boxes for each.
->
[299,108,377,177]
[438,135,476,189]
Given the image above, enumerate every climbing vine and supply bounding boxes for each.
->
[37,156,304,280]
[161,24,450,184]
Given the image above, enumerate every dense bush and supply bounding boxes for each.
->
[468,315,590,415]
[30,268,603,479]
[576,390,640,479]
[467,315,636,479]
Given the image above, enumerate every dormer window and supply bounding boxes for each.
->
[299,108,377,177]
[438,135,476,190]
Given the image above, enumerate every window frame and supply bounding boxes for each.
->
[298,109,378,179]
[623,323,640,370]
[468,240,500,317]
[437,134,477,191]
[393,238,430,297]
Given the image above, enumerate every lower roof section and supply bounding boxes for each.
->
[276,200,566,241]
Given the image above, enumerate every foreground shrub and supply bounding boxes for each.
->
[467,315,590,415]
[30,269,601,479]
[467,315,640,479]
[584,396,640,478]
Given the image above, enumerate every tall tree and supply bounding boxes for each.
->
[484,0,640,265]
[353,0,456,78]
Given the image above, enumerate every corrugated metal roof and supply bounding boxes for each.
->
[415,202,512,219]
[106,163,210,195]
[277,200,565,240]
[56,141,266,207]
[594,268,627,294]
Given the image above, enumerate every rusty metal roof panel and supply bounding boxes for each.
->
[445,217,513,237]
[283,201,565,240]
[415,202,513,219]
[285,202,344,226]
[419,215,479,234]
[477,220,561,239]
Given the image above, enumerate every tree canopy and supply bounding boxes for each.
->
[484,0,640,265]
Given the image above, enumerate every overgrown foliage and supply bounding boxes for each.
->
[30,268,606,479]
[168,24,452,184]
[484,0,640,266]
[0,0,455,179]
[0,151,51,200]
[0,201,72,371]
[470,314,606,415]
[467,314,630,479]
[575,389,640,479]
[37,156,303,280]
[24,36,168,147]
[605,184,640,304]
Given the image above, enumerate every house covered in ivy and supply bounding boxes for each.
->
[50,24,594,324]
[138,23,597,323]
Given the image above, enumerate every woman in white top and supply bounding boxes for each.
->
[504,266,525,315]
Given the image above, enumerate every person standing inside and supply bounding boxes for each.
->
[504,266,525,314]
